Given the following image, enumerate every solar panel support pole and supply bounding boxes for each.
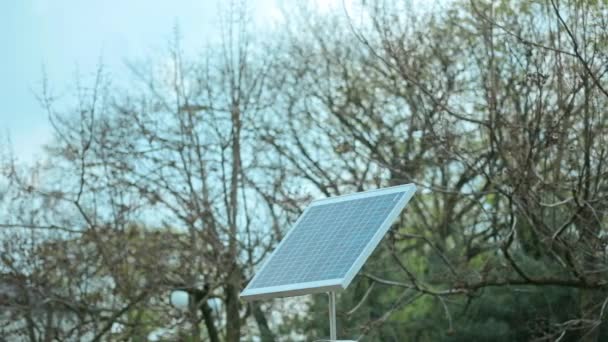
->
[329,291,337,340]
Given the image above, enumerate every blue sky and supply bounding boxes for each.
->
[1,0,283,163]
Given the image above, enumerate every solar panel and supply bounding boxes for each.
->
[240,184,416,300]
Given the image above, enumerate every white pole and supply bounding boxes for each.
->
[329,291,337,340]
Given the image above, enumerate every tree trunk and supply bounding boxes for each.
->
[225,264,242,342]
[201,301,220,342]
[189,299,201,342]
[253,303,275,342]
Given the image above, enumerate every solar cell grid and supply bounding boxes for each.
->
[248,192,404,288]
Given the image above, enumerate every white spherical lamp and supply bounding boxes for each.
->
[170,290,189,309]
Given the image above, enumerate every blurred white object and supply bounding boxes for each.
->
[110,322,123,334]
[170,290,189,309]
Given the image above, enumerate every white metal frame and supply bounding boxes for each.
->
[240,183,416,301]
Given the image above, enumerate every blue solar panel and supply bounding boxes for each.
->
[241,184,416,300]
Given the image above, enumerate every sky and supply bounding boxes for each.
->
[0,0,286,164]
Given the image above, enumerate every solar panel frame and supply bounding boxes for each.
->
[240,184,416,301]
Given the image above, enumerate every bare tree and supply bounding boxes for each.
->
[272,0,608,339]
[25,3,285,341]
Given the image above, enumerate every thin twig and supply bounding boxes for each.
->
[550,0,608,99]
